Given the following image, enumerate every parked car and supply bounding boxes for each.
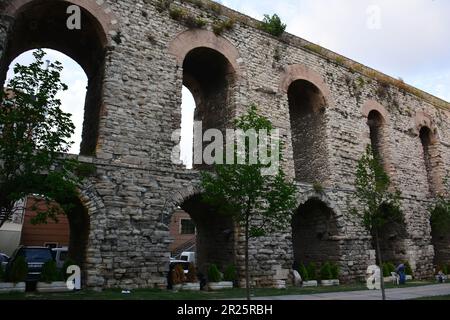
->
[179,252,196,264]
[51,247,68,270]
[6,246,54,282]
[0,253,9,269]
[169,259,190,274]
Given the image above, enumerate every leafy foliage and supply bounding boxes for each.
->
[306,263,317,280]
[172,264,186,285]
[40,260,60,283]
[351,145,403,300]
[382,262,396,277]
[297,263,309,282]
[223,265,237,282]
[7,256,28,283]
[351,145,403,235]
[330,262,340,279]
[201,105,296,299]
[207,264,222,283]
[404,261,413,276]
[201,105,296,237]
[186,263,198,283]
[430,175,450,234]
[320,262,333,280]
[260,14,286,37]
[0,49,81,228]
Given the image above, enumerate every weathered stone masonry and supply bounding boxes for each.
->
[0,0,449,289]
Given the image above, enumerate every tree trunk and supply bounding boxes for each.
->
[245,215,250,301]
[375,230,386,300]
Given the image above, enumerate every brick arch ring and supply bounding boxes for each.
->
[168,29,243,77]
[279,64,334,108]
[162,183,202,226]
[361,100,390,124]
[295,191,345,229]
[413,111,440,143]
[2,0,119,41]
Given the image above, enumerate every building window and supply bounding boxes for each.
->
[180,219,196,235]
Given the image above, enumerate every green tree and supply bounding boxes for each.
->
[201,105,296,300]
[260,14,287,37]
[430,175,450,235]
[351,145,403,300]
[0,49,80,228]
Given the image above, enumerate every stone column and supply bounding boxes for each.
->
[0,14,13,86]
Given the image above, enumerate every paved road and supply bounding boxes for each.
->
[251,284,450,300]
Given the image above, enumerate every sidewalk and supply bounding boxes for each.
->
[251,284,450,300]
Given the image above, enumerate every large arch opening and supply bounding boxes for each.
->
[25,195,89,267]
[375,203,408,268]
[431,220,450,269]
[419,126,440,195]
[291,199,340,274]
[288,80,328,183]
[422,127,450,267]
[0,193,90,280]
[170,195,235,277]
[180,47,236,169]
[1,0,107,156]
[367,110,388,169]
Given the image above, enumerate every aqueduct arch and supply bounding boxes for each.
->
[0,0,115,155]
[291,198,341,272]
[280,64,331,184]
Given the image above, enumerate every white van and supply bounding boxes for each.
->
[51,247,68,269]
[180,252,195,264]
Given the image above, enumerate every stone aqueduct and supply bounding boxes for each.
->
[0,0,449,289]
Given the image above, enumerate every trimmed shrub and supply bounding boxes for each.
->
[7,256,28,283]
[441,265,449,275]
[207,264,222,283]
[298,263,309,282]
[169,7,186,21]
[186,263,198,283]
[40,260,59,283]
[330,262,340,279]
[172,264,186,285]
[307,263,317,280]
[387,262,396,274]
[382,262,396,277]
[320,262,333,280]
[223,265,237,282]
[61,258,77,281]
[404,262,413,276]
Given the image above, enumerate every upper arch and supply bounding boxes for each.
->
[361,100,390,124]
[414,111,440,143]
[168,29,242,76]
[3,0,118,42]
[279,64,333,107]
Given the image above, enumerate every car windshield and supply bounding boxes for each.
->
[20,248,53,262]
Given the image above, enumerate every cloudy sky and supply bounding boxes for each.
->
[6,0,450,160]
